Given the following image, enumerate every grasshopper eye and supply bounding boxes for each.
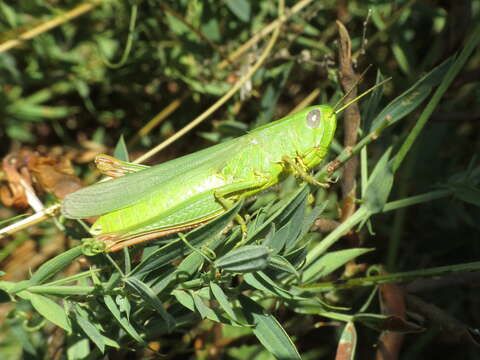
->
[306,109,322,128]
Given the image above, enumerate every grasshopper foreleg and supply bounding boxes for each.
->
[282,155,330,188]
[214,191,248,236]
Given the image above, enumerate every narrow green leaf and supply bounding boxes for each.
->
[29,293,71,332]
[149,249,205,296]
[292,298,351,319]
[10,246,83,293]
[363,70,386,131]
[369,56,454,132]
[172,289,195,311]
[263,193,307,254]
[103,295,145,345]
[266,223,290,254]
[249,202,273,232]
[452,184,480,207]
[305,248,374,280]
[74,307,105,353]
[149,265,179,295]
[244,272,295,300]
[30,246,83,284]
[353,313,424,333]
[262,224,276,250]
[125,277,175,331]
[225,0,251,22]
[215,245,270,273]
[67,338,90,359]
[192,292,214,320]
[176,251,205,278]
[113,135,129,162]
[273,185,309,226]
[115,294,132,322]
[249,185,309,243]
[268,255,300,278]
[363,149,394,214]
[296,203,328,249]
[284,245,308,268]
[0,2,18,27]
[27,285,95,296]
[238,295,301,360]
[209,282,238,322]
[391,33,414,75]
[173,290,234,325]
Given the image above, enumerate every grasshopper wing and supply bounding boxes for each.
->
[62,139,241,219]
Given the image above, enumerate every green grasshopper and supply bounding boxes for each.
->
[62,84,383,252]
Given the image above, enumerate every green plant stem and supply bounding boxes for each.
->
[383,189,451,212]
[315,120,389,181]
[41,269,102,286]
[303,188,452,283]
[303,206,369,282]
[387,152,416,271]
[28,285,96,296]
[300,261,480,293]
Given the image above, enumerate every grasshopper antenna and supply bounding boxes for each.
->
[332,64,372,113]
[334,76,391,115]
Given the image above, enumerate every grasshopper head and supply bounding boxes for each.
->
[269,104,337,171]
[304,104,336,142]
[297,105,337,169]
[300,77,390,169]
[302,77,390,166]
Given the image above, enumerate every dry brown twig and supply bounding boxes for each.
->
[336,20,361,223]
